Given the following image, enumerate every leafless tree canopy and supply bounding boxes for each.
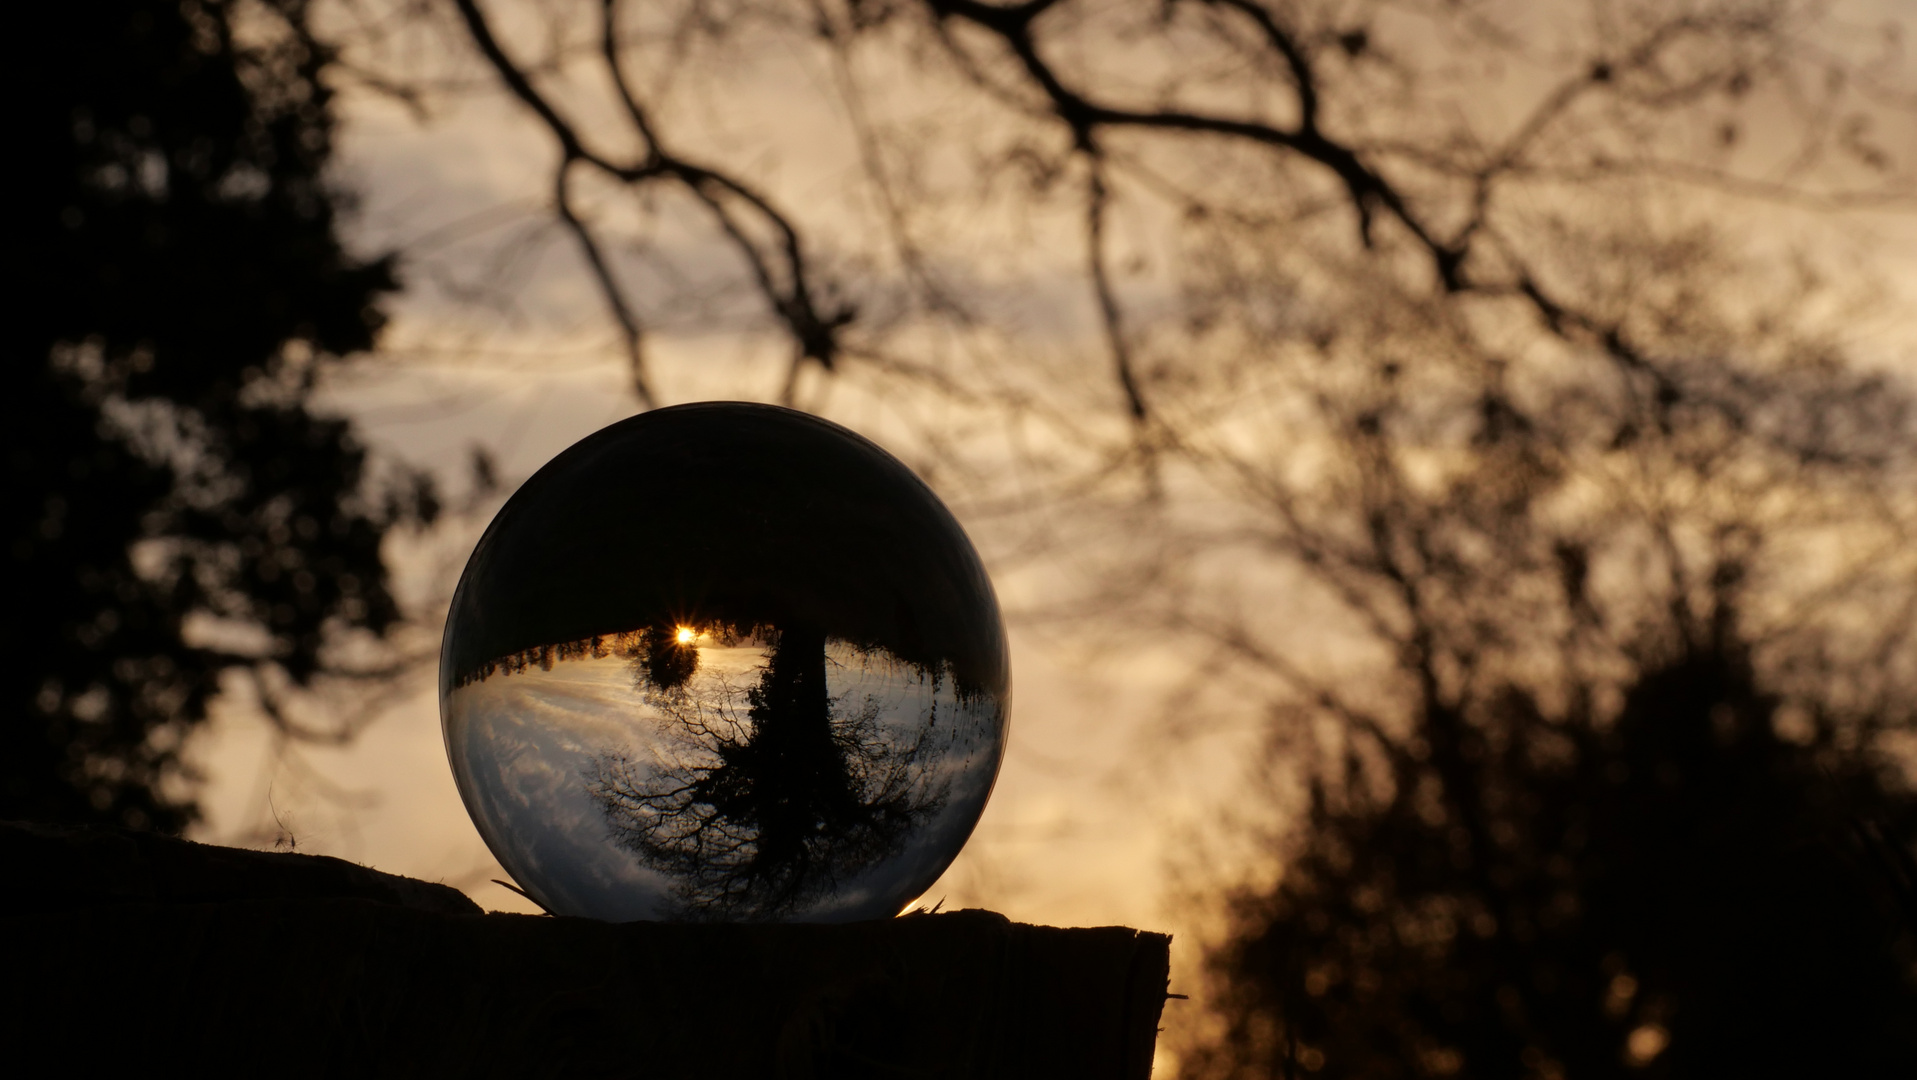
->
[588,623,948,919]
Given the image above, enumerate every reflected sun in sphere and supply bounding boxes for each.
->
[439,403,1010,924]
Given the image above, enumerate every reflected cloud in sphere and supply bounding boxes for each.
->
[440,403,1009,922]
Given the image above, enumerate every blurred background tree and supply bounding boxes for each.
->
[7,0,429,831]
[1164,207,1917,1075]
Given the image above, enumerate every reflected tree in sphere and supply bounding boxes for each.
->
[440,403,1009,922]
[591,620,954,919]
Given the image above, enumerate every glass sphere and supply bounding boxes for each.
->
[440,403,1009,922]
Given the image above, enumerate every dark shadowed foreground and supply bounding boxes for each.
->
[0,821,1168,1078]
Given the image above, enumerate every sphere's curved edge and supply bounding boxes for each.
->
[437,402,1011,925]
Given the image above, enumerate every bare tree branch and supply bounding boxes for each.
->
[451,0,854,404]
[1086,165,1148,422]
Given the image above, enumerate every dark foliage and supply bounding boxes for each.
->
[640,623,700,691]
[6,0,416,831]
[1187,631,1917,1078]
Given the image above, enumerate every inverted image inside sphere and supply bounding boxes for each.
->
[440,403,1009,923]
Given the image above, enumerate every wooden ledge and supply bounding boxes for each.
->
[1,821,1170,1078]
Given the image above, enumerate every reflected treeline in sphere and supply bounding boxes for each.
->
[440,403,1009,922]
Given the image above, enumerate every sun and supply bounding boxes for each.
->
[674,626,697,645]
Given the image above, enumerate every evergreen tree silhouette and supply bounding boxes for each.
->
[7,0,417,830]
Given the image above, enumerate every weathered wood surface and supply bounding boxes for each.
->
[1,822,1170,1078]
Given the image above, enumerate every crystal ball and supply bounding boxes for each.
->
[440,403,1009,922]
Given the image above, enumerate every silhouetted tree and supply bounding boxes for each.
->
[590,623,946,918]
[637,624,701,691]
[1180,636,1917,1077]
[1158,208,1917,1073]
[7,0,424,831]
